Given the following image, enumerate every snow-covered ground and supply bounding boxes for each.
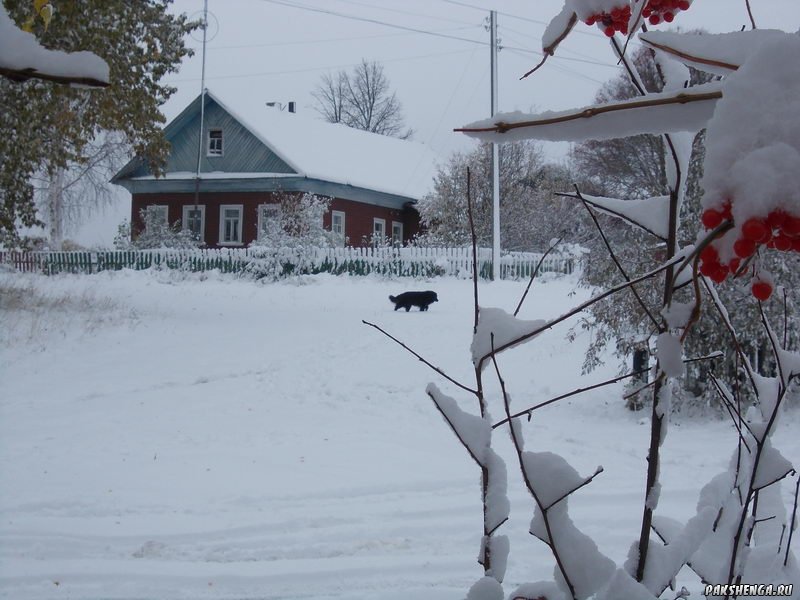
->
[1,270,797,599]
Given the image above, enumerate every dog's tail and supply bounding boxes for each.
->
[388,295,396,303]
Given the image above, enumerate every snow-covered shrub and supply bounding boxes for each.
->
[368,3,800,599]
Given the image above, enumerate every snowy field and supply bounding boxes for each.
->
[1,270,798,599]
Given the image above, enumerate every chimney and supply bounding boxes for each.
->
[288,101,296,113]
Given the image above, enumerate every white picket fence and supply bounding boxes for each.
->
[0,247,574,279]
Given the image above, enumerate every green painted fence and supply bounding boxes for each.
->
[0,247,574,280]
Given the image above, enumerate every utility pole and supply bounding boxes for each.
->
[193,0,209,211]
[490,10,500,281]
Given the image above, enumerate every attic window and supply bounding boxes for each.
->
[207,129,223,156]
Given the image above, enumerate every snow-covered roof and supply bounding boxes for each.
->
[204,88,440,201]
[0,5,109,87]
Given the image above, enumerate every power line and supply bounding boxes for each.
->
[436,0,607,38]
[206,25,481,51]
[168,48,477,83]
[255,0,617,69]
[258,0,488,46]
[327,0,479,26]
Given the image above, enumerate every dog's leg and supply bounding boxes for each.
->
[405,306,411,312]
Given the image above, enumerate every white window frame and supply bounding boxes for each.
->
[182,204,206,241]
[331,210,346,246]
[373,218,386,246]
[257,203,282,241]
[219,204,244,246]
[391,221,403,246]
[207,129,223,156]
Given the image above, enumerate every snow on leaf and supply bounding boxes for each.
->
[486,449,511,533]
[639,29,789,76]
[661,301,694,330]
[465,576,503,600]
[545,502,616,599]
[566,192,670,239]
[700,35,800,223]
[521,451,586,509]
[488,534,509,583]
[509,581,566,600]
[426,383,489,466]
[752,443,794,491]
[458,82,721,145]
[656,332,684,378]
[641,507,716,595]
[593,568,658,600]
[470,307,546,367]
[540,3,577,59]
[0,5,109,86]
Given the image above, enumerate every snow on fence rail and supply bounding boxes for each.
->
[0,248,574,279]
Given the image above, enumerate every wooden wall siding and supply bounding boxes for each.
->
[128,99,296,178]
[132,192,420,248]
[326,198,418,245]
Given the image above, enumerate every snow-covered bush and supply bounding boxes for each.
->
[368,3,799,599]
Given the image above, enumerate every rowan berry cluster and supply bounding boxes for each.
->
[584,4,632,37]
[642,0,691,25]
[698,203,800,300]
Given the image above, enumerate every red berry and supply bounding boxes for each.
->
[699,244,718,263]
[721,201,733,220]
[710,265,729,283]
[781,215,800,237]
[734,238,757,258]
[586,15,597,25]
[649,14,661,24]
[728,258,741,274]
[751,281,773,301]
[663,11,675,22]
[701,208,723,229]
[642,7,652,17]
[773,235,793,252]
[793,238,800,252]
[767,210,787,231]
[603,25,615,36]
[741,218,770,243]
[678,0,690,9]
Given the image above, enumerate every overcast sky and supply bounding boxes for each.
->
[76,0,800,245]
[161,0,800,162]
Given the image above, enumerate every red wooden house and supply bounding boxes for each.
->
[112,89,439,248]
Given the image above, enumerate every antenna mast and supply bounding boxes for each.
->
[193,0,209,210]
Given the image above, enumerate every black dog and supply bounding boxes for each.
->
[389,290,438,312]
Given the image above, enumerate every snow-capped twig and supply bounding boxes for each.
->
[520,7,578,80]
[701,278,759,393]
[708,375,754,452]
[787,475,800,567]
[745,0,757,29]
[544,466,604,510]
[513,236,563,317]
[489,334,578,599]
[361,320,477,395]
[492,366,653,429]
[638,39,740,73]
[456,88,722,136]
[475,252,686,368]
[574,186,660,329]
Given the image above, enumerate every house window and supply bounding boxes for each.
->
[207,129,223,156]
[391,221,403,246]
[219,205,243,245]
[373,218,386,246]
[143,205,169,232]
[182,205,205,241]
[331,210,345,245]
[257,203,281,240]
